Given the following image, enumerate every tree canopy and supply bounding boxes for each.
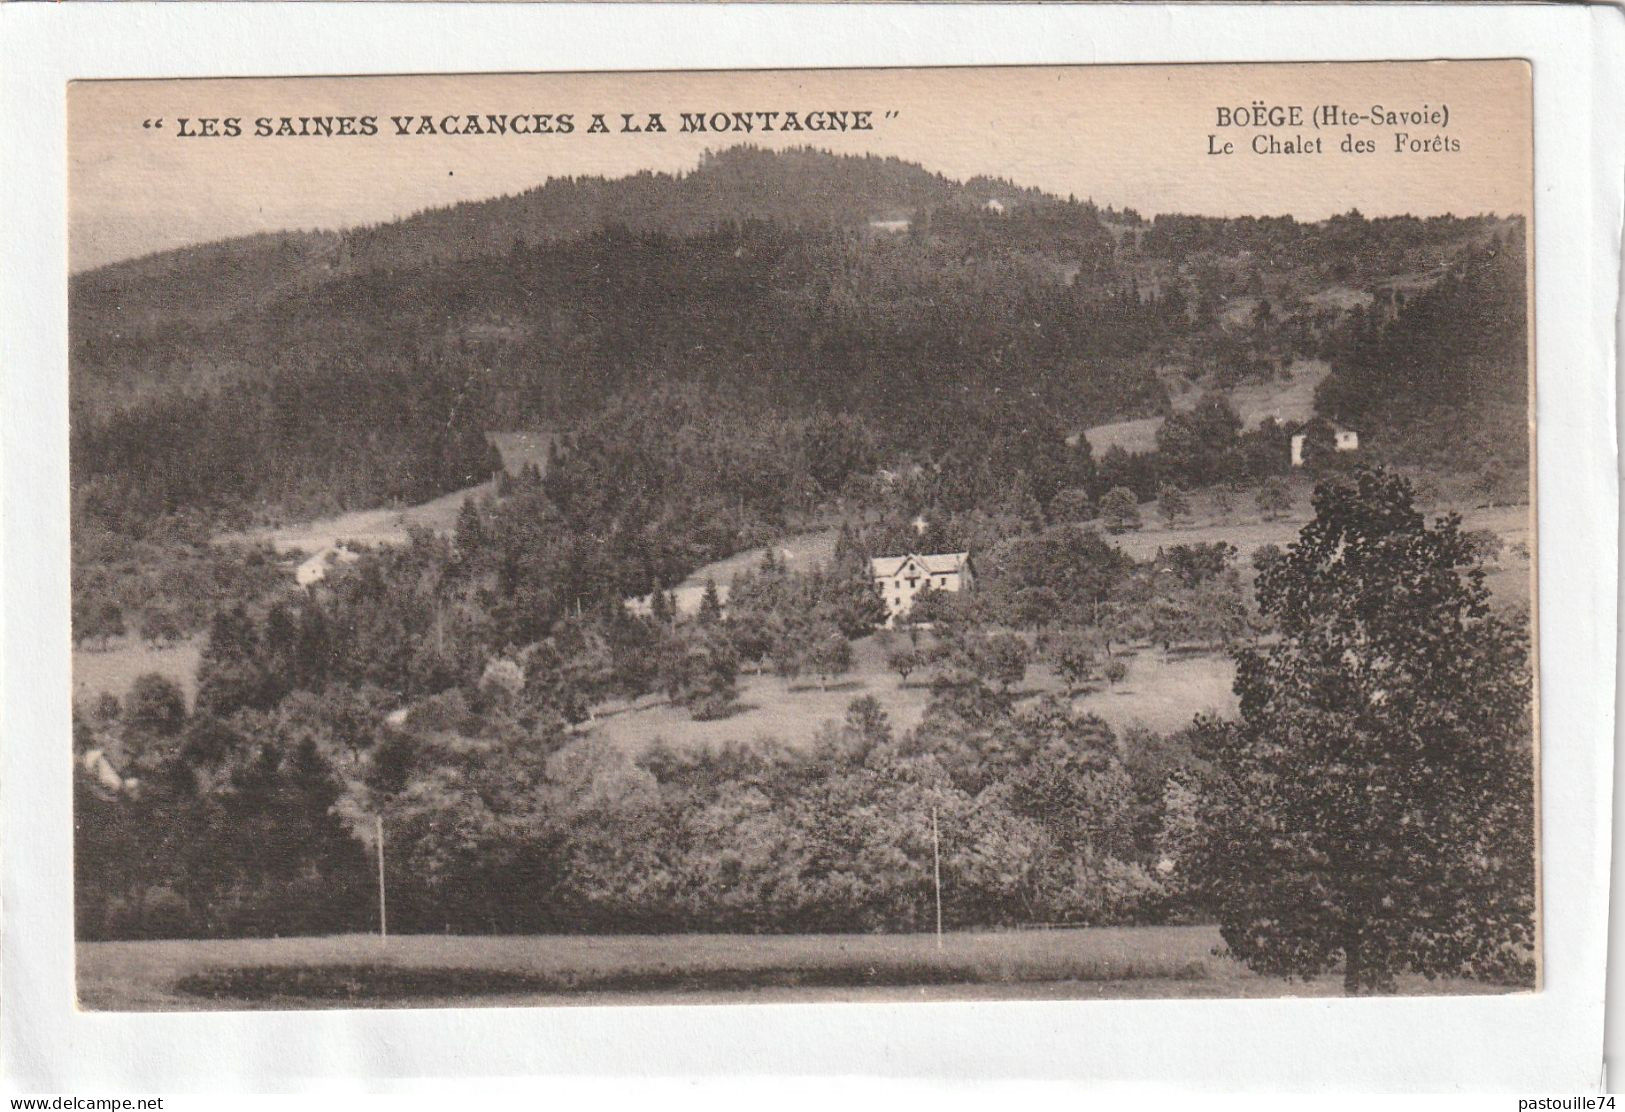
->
[1194,469,1535,994]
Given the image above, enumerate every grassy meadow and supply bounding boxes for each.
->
[1113,492,1532,599]
[585,492,1528,754]
[216,479,496,557]
[71,495,1528,740]
[76,924,1517,1011]
[678,529,839,591]
[589,634,1236,752]
[74,636,204,711]
[1077,357,1330,456]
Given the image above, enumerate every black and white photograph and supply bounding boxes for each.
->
[64,61,1540,1011]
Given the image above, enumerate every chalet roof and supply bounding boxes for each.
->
[869,552,970,578]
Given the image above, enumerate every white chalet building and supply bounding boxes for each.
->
[870,552,974,625]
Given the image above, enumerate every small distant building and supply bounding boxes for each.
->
[79,748,137,800]
[296,544,360,589]
[984,198,1007,214]
[870,552,974,625]
[1290,426,1359,467]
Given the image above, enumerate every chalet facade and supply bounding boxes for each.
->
[869,552,974,625]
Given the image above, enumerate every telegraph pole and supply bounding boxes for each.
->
[376,812,388,941]
[931,805,943,951]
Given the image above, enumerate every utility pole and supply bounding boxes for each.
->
[931,805,943,951]
[376,812,388,941]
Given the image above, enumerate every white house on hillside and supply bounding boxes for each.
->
[1290,426,1359,467]
[870,552,973,625]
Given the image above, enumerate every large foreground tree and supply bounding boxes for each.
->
[1194,468,1535,994]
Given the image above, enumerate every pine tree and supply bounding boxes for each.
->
[196,606,272,717]
[1099,487,1142,534]
[649,588,673,626]
[698,578,724,626]
[454,496,485,556]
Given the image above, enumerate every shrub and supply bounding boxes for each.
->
[975,633,1029,693]
[1251,543,1285,576]
[1157,484,1191,528]
[1049,487,1094,523]
[887,646,923,686]
[1255,479,1292,521]
[1464,528,1504,565]
[141,606,184,646]
[125,673,187,738]
[479,658,526,699]
[1049,630,1098,694]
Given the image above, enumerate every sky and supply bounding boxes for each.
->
[69,61,1531,272]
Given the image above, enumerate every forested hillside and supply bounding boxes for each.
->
[71,144,1526,544]
[74,150,1537,975]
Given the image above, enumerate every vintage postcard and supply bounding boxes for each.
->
[64,60,1540,1013]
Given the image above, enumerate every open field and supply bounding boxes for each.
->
[1062,650,1236,733]
[76,924,1517,1010]
[213,430,562,558]
[591,635,932,751]
[588,634,1235,752]
[1220,358,1328,427]
[1115,497,1533,603]
[75,498,1527,719]
[680,528,839,589]
[1079,359,1331,455]
[486,430,560,476]
[217,480,494,557]
[596,495,1528,754]
[628,529,840,616]
[74,636,203,710]
[1076,415,1162,456]
[1164,358,1330,428]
